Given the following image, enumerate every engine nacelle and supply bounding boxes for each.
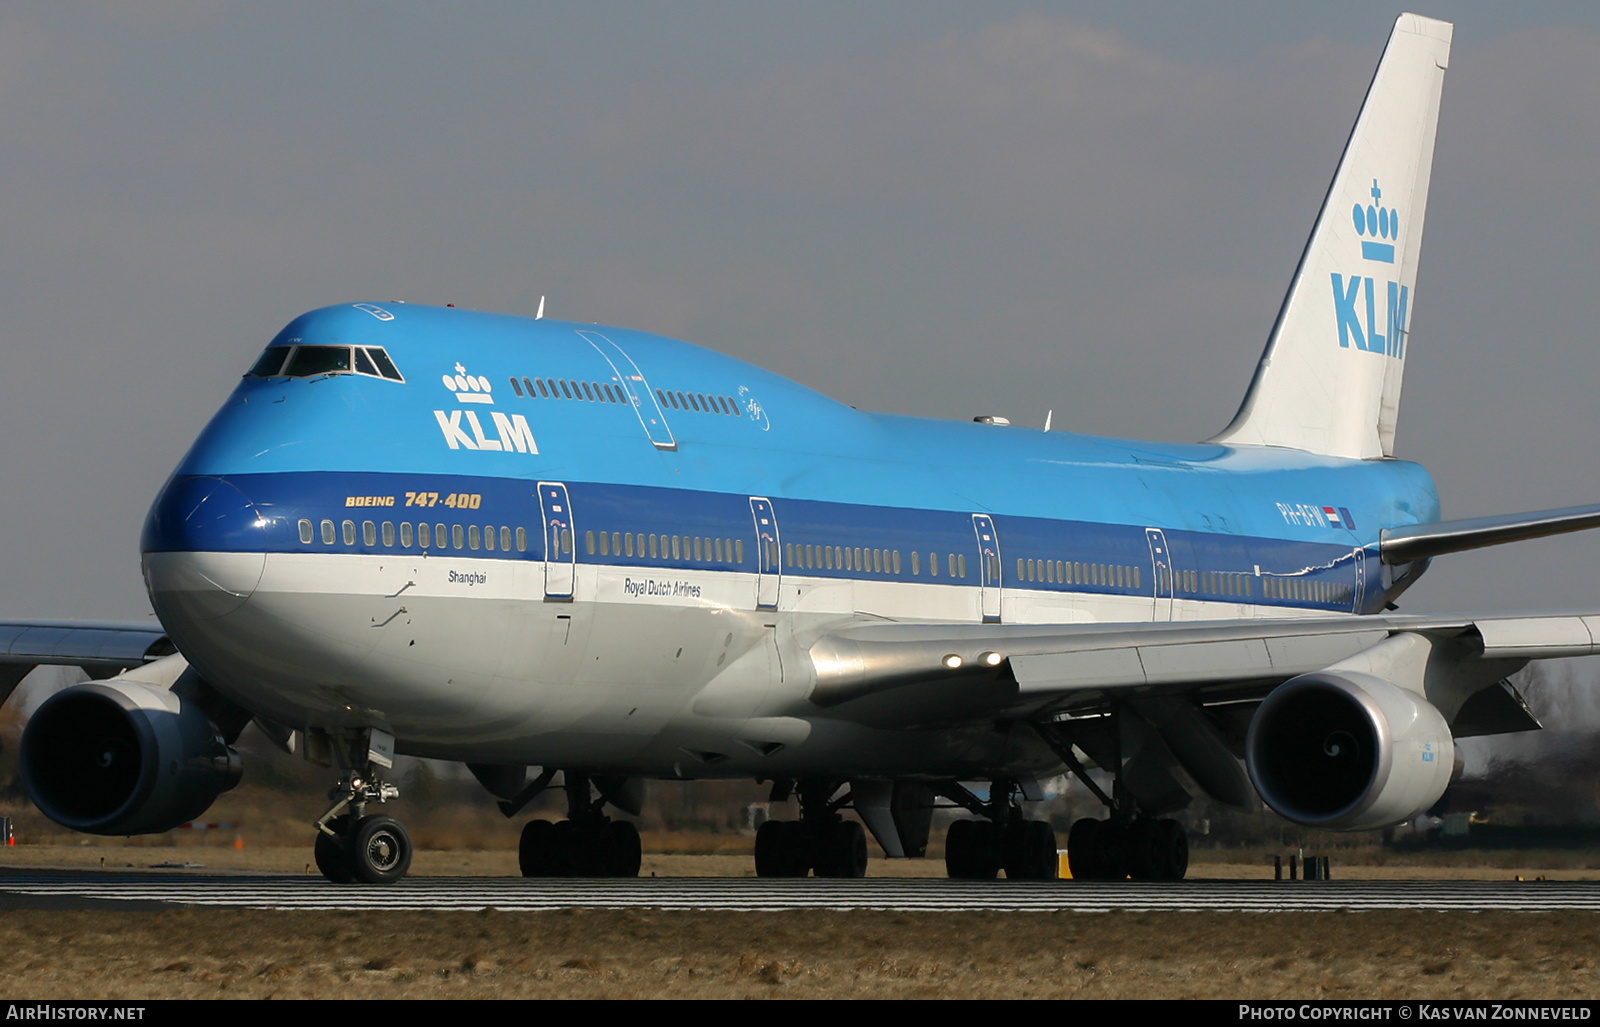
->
[1245,671,1458,832]
[20,680,242,835]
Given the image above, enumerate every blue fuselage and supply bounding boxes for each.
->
[136,302,1440,771]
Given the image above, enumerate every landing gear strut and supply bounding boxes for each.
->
[940,781,1058,880]
[312,729,412,884]
[753,779,869,878]
[518,772,642,878]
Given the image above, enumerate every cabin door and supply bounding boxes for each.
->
[1146,528,1174,622]
[971,514,1002,623]
[538,482,576,600]
[750,497,781,610]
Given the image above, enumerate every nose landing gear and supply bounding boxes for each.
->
[311,729,413,885]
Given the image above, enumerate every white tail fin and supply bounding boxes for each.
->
[1210,14,1451,459]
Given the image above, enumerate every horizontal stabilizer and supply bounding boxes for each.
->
[1380,504,1600,564]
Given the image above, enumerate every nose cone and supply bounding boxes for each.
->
[142,476,269,621]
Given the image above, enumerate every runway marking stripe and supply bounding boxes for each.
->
[4,876,1599,912]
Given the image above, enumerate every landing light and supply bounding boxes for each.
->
[942,654,964,670]
[980,651,1004,667]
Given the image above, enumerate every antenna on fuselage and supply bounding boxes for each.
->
[1044,409,1053,433]
[535,295,546,320]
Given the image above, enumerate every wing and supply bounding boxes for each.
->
[804,610,1574,810]
[0,619,175,704]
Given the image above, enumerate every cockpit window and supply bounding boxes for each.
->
[367,348,403,381]
[246,345,405,382]
[284,345,352,377]
[249,348,290,377]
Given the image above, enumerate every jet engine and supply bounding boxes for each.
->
[1245,671,1458,832]
[20,680,242,835]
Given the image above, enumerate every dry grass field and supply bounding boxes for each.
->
[1,906,1598,1000]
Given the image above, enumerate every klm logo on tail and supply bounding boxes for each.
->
[1332,180,1408,359]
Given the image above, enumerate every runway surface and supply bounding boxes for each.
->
[2,870,1598,912]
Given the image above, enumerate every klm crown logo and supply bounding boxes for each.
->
[1352,179,1398,264]
[442,363,494,404]
[1331,178,1408,360]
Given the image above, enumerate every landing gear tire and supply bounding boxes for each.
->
[349,814,412,884]
[603,820,642,878]
[1002,820,1057,880]
[816,820,868,879]
[1158,818,1189,881]
[519,819,559,877]
[314,816,354,884]
[1066,818,1102,881]
[755,820,790,878]
[945,819,1001,880]
[1125,819,1164,880]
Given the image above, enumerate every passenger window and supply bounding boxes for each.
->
[453,524,465,549]
[436,523,447,549]
[716,538,725,562]
[695,537,704,562]
[501,526,512,551]
[930,552,939,577]
[735,539,744,564]
[418,523,431,548]
[911,551,920,576]
[561,528,572,555]
[363,521,376,546]
[586,530,597,555]
[599,532,609,556]
[381,521,395,546]
[524,377,538,397]
[484,526,495,551]
[298,519,313,544]
[510,377,524,397]
[401,522,413,548]
[671,536,681,560]
[560,380,573,399]
[892,550,901,574]
[1132,566,1142,589]
[516,526,527,552]
[342,520,356,546]
[1017,558,1026,579]
[469,526,481,550]
[957,554,967,578]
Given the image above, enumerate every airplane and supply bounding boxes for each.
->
[4,12,1599,885]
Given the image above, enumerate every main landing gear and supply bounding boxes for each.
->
[754,779,869,878]
[312,730,412,884]
[1065,815,1188,881]
[940,781,1058,880]
[518,772,642,878]
[1034,713,1192,881]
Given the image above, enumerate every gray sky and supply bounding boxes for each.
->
[4,1,1600,635]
